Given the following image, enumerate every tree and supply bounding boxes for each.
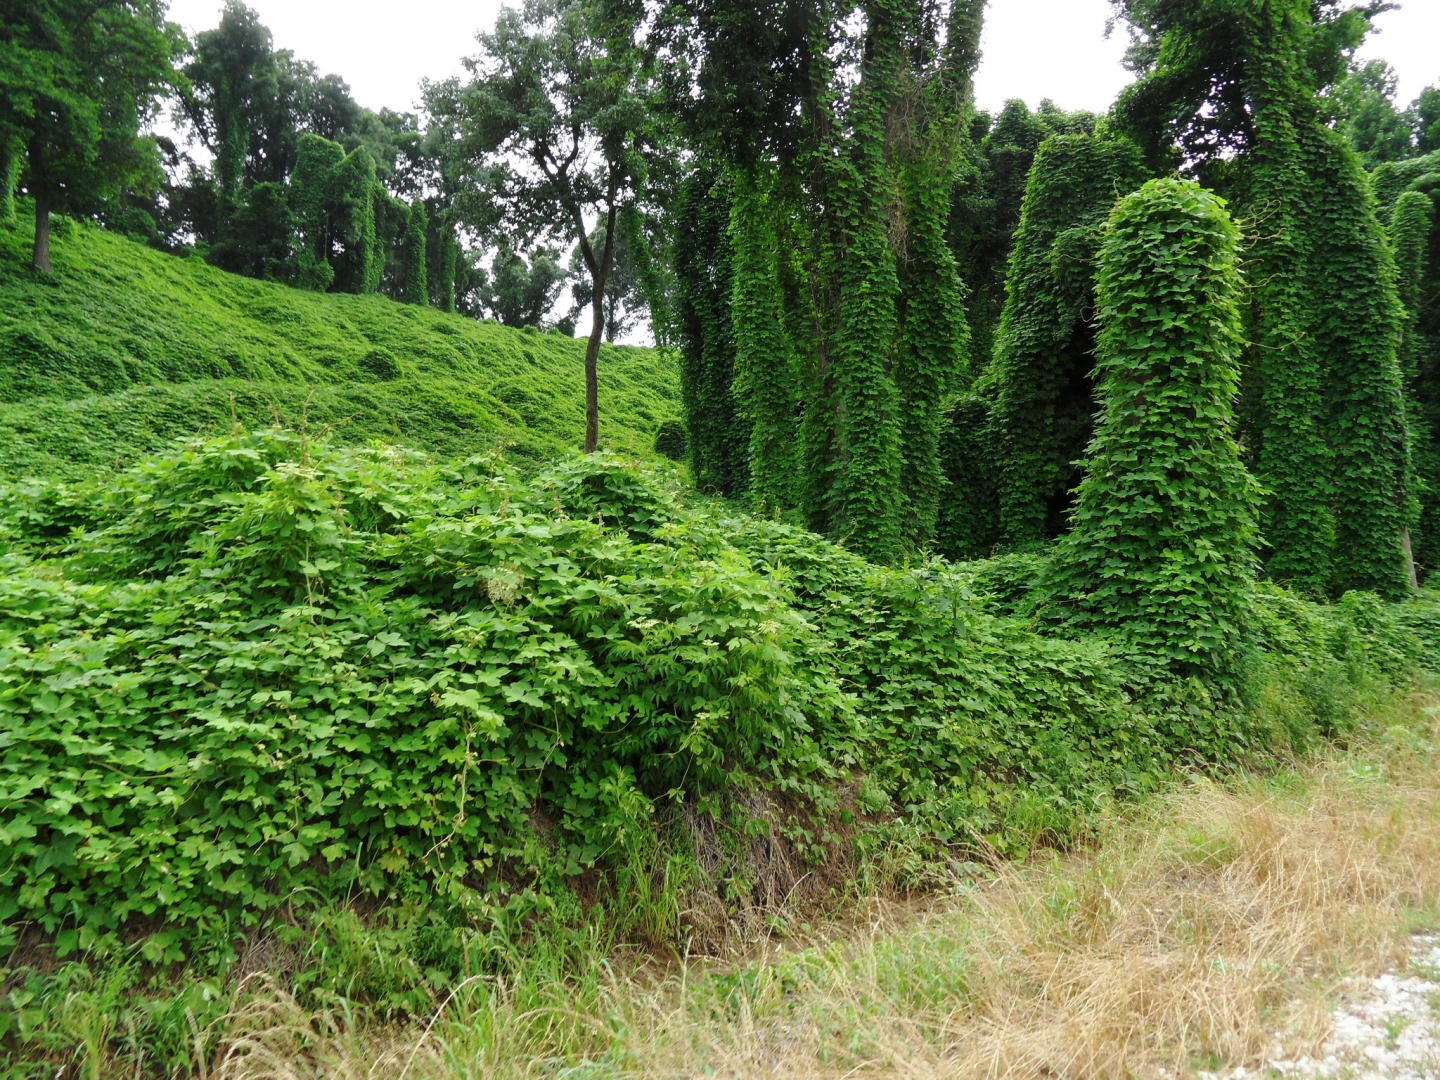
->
[1325,59,1415,166]
[673,164,749,497]
[429,0,655,453]
[564,223,646,342]
[728,166,798,513]
[1412,86,1440,154]
[1042,179,1259,691]
[987,134,1147,547]
[0,0,182,271]
[482,245,568,327]
[401,198,428,305]
[182,0,275,217]
[1113,0,1412,597]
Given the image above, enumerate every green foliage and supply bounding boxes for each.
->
[674,167,749,497]
[935,393,999,559]
[0,0,183,269]
[401,198,428,305]
[733,524,1158,850]
[1041,178,1259,695]
[895,114,971,547]
[0,433,845,962]
[653,419,686,461]
[985,133,1147,547]
[0,213,680,474]
[729,167,798,513]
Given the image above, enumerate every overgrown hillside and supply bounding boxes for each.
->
[0,209,680,478]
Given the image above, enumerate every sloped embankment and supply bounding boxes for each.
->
[0,212,679,477]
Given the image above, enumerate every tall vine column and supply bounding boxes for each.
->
[829,0,907,560]
[730,167,799,513]
[1043,178,1259,691]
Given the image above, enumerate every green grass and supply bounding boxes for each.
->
[0,207,680,477]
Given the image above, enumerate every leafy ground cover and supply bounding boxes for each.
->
[0,208,680,477]
[2,429,1439,1076]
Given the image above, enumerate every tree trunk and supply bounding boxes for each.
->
[1402,527,1419,589]
[32,187,51,273]
[584,280,604,453]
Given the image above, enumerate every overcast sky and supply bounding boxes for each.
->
[162,0,1440,120]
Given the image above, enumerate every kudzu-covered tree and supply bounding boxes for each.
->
[289,134,382,296]
[986,133,1147,547]
[1114,0,1412,598]
[401,198,428,305]
[1387,185,1438,575]
[670,0,976,558]
[1043,178,1258,689]
[331,146,379,294]
[674,166,749,498]
[291,132,343,291]
[825,0,907,559]
[1302,129,1409,596]
[947,99,1096,372]
[891,3,973,548]
[729,168,798,513]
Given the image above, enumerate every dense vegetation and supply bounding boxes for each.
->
[0,208,679,477]
[6,0,1440,1074]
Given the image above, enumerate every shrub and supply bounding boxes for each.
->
[0,433,844,963]
[654,419,687,461]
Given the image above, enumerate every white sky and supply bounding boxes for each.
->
[163,0,1440,121]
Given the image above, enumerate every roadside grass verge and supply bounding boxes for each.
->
[64,680,1436,1080]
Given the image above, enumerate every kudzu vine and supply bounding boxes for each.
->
[986,133,1146,547]
[1042,178,1259,690]
[729,167,799,513]
[674,165,750,497]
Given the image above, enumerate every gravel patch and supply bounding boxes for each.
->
[1257,935,1440,1079]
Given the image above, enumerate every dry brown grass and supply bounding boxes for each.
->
[208,692,1440,1080]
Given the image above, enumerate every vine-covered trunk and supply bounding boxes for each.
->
[1240,49,1336,594]
[730,167,798,511]
[1042,178,1259,698]
[1239,36,1409,597]
[829,0,907,560]
[896,150,969,545]
[1307,126,1410,597]
[987,135,1147,548]
[674,168,749,495]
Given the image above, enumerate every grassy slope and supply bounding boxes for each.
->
[0,209,680,477]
